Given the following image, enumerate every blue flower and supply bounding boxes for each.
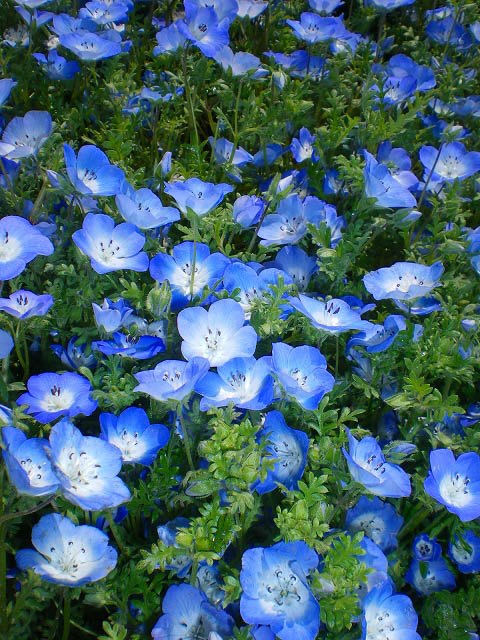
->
[177,3,230,59]
[290,127,319,163]
[360,583,420,640]
[376,141,419,191]
[426,17,472,51]
[214,47,266,77]
[195,356,274,411]
[0,110,52,159]
[133,357,210,403]
[78,1,130,24]
[266,246,318,292]
[286,13,347,43]
[17,372,97,424]
[342,429,411,498]
[289,294,373,334]
[345,315,406,354]
[0,290,53,319]
[345,496,403,553]
[60,30,122,60]
[412,534,442,561]
[154,21,187,55]
[271,342,334,410]
[92,297,135,333]
[0,216,54,280]
[258,194,344,247]
[238,0,268,18]
[449,530,480,573]
[48,418,130,511]
[424,448,480,521]
[0,78,17,106]
[51,336,97,370]
[394,296,442,315]
[150,241,230,310]
[92,332,165,360]
[72,213,149,274]
[208,136,253,168]
[152,583,234,640]
[32,50,80,80]
[157,517,192,577]
[356,536,390,606]
[363,151,417,209]
[240,541,320,640]
[0,330,14,359]
[178,299,257,367]
[115,183,180,229]
[419,142,480,183]
[164,177,233,216]
[16,513,117,586]
[251,410,309,494]
[384,54,436,91]
[405,556,456,595]
[223,262,293,318]
[363,261,444,301]
[371,75,418,108]
[2,426,60,497]
[63,143,125,196]
[188,0,239,24]
[232,195,265,228]
[309,0,344,13]
[99,407,169,465]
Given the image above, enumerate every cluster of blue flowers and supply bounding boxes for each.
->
[1,0,480,638]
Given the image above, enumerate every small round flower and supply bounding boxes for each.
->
[91,332,165,359]
[449,530,480,573]
[0,216,54,280]
[72,213,149,274]
[63,143,125,196]
[0,110,52,159]
[99,407,169,465]
[361,583,421,640]
[289,294,373,334]
[0,329,14,359]
[164,177,233,217]
[345,496,403,553]
[133,357,210,403]
[16,513,118,586]
[17,372,97,424]
[363,261,444,301]
[424,448,480,521]
[0,290,53,319]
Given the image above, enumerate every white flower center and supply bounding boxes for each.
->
[42,385,75,412]
[108,429,146,463]
[161,368,184,390]
[0,231,22,262]
[439,472,471,507]
[19,456,52,488]
[56,448,103,492]
[366,608,396,639]
[176,262,210,296]
[350,513,386,547]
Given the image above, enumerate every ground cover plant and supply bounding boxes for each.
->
[0,0,480,638]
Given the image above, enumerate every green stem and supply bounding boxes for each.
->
[181,47,200,162]
[335,334,340,379]
[375,11,386,61]
[0,157,21,214]
[62,589,71,640]
[177,406,195,471]
[0,495,54,527]
[247,200,271,254]
[189,559,199,587]
[104,511,128,557]
[399,503,430,539]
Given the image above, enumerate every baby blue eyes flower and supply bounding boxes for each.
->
[51,336,97,370]
[150,241,230,310]
[152,583,234,640]
[32,50,80,80]
[0,290,53,319]
[0,78,17,106]
[271,342,334,410]
[154,21,187,55]
[79,1,130,25]
[412,533,441,561]
[361,583,421,640]
[363,150,417,209]
[251,410,309,494]
[0,110,52,159]
[419,142,480,182]
[405,556,456,595]
[449,530,480,573]
[92,297,134,332]
[92,332,165,359]
[214,47,266,77]
[0,330,14,359]
[177,3,230,59]
[309,0,344,13]
[268,246,317,292]
[238,0,268,18]
[287,13,347,43]
[164,177,233,217]
[2,426,60,497]
[17,371,97,424]
[424,448,480,521]
[63,143,125,196]
[133,357,210,403]
[16,513,118,586]
[0,216,54,280]
[99,407,169,465]
[60,30,122,60]
[342,429,411,498]
[345,495,403,553]
[72,213,149,274]
[363,261,444,301]
[383,54,436,92]
[290,127,318,163]
[345,315,406,354]
[48,418,131,511]
[233,195,265,228]
[178,299,257,367]
[365,0,416,9]
[115,183,180,229]
[195,356,274,411]
[240,541,320,640]
[289,294,373,334]
[426,17,472,51]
